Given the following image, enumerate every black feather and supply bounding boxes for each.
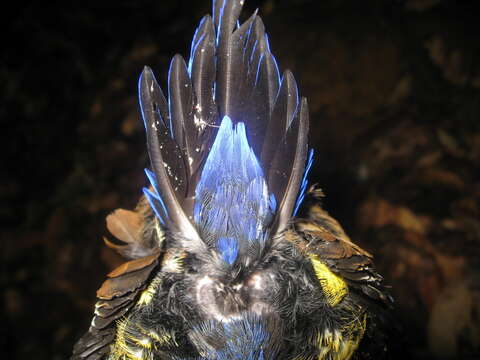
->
[168,54,194,178]
[139,67,200,240]
[268,97,309,234]
[188,15,217,177]
[215,0,245,119]
[72,330,114,359]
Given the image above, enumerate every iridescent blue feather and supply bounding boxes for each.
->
[183,315,276,360]
[193,116,276,258]
[217,237,239,265]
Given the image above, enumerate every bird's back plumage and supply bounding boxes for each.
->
[72,1,393,359]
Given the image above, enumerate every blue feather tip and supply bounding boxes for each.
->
[293,149,314,216]
[143,168,169,226]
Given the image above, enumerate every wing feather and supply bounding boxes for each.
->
[71,255,160,359]
[168,54,194,174]
[188,15,217,177]
[215,0,245,119]
[139,67,201,240]
[288,195,393,306]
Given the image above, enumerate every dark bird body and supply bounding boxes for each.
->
[72,1,393,359]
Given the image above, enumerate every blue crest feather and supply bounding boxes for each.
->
[193,116,275,255]
[185,314,274,360]
[217,237,239,265]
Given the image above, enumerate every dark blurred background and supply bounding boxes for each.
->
[2,0,480,359]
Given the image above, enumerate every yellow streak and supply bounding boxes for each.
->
[309,255,348,306]
[316,319,366,360]
[110,316,180,360]
[162,250,187,273]
[137,276,162,306]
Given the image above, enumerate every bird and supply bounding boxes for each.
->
[71,1,393,359]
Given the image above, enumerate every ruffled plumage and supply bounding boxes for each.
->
[72,1,394,360]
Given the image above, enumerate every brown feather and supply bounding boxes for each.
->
[103,236,131,258]
[286,186,392,308]
[91,305,132,330]
[306,204,372,258]
[96,257,158,300]
[105,208,143,245]
[107,252,160,278]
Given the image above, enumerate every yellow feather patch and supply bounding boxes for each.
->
[146,329,179,347]
[110,316,178,360]
[309,255,348,306]
[111,318,146,360]
[162,249,187,273]
[315,315,367,360]
[137,276,162,306]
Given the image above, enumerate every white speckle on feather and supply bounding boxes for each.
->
[249,274,264,290]
[233,283,243,291]
[139,338,151,347]
[198,276,213,287]
[193,107,208,131]
[132,349,143,359]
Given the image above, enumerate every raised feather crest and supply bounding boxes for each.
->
[139,0,310,261]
